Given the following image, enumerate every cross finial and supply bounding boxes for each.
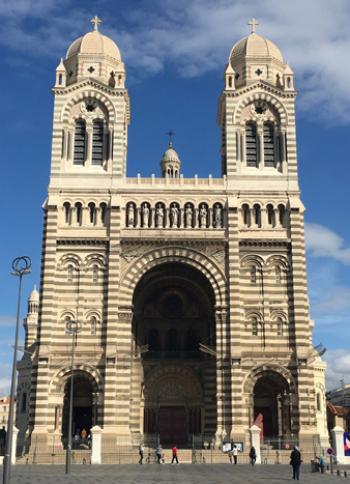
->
[91,15,102,31]
[248,18,259,34]
[166,129,175,146]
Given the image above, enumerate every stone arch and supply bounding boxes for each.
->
[49,364,103,395]
[266,255,289,267]
[84,254,106,268]
[58,253,82,269]
[144,365,203,404]
[242,364,296,396]
[61,90,116,124]
[240,254,264,270]
[119,246,227,308]
[234,92,288,126]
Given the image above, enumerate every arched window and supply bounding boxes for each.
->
[278,204,286,227]
[21,392,27,413]
[242,204,250,226]
[185,328,198,352]
[100,203,107,225]
[250,265,257,284]
[167,328,179,352]
[63,202,71,224]
[67,264,74,282]
[267,204,275,226]
[277,317,284,336]
[264,122,275,167]
[148,329,160,351]
[90,316,97,335]
[253,204,261,226]
[275,266,282,284]
[73,120,86,165]
[92,265,98,283]
[75,202,82,224]
[246,122,258,167]
[88,202,96,224]
[92,120,104,165]
[316,392,322,412]
[251,317,258,336]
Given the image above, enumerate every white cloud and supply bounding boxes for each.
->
[305,223,350,265]
[324,349,350,390]
[1,0,350,122]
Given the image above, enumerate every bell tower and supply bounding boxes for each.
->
[50,16,130,181]
[218,18,297,189]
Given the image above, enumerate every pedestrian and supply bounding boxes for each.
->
[139,444,144,464]
[249,446,256,466]
[318,455,325,473]
[228,450,233,463]
[0,426,6,456]
[156,445,162,464]
[232,444,238,464]
[171,445,179,464]
[290,445,302,481]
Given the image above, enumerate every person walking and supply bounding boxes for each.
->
[249,446,256,466]
[139,444,144,464]
[0,426,6,456]
[232,444,238,464]
[171,445,179,464]
[156,445,162,464]
[290,446,302,480]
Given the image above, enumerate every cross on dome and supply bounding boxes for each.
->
[166,129,175,147]
[248,18,259,34]
[91,15,102,31]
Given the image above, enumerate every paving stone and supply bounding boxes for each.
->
[4,464,349,484]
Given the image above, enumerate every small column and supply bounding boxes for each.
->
[260,207,268,228]
[86,123,93,166]
[331,426,349,465]
[258,125,264,170]
[249,425,261,464]
[91,425,102,464]
[11,426,19,465]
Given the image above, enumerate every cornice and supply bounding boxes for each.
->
[52,78,129,99]
[223,81,297,99]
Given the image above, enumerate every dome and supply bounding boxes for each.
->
[29,285,39,302]
[161,143,180,163]
[230,32,283,64]
[66,30,121,61]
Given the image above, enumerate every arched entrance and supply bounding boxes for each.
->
[133,262,216,447]
[253,371,291,439]
[61,371,97,445]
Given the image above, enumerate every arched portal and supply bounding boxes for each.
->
[253,371,291,439]
[61,371,97,446]
[133,262,217,447]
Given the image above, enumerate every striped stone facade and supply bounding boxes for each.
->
[16,22,329,456]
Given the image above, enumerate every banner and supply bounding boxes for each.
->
[344,432,350,457]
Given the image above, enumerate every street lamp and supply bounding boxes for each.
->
[65,319,82,475]
[3,256,31,484]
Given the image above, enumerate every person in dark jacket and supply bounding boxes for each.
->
[290,446,302,480]
[249,446,257,465]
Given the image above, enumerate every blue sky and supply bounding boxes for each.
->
[0,0,350,392]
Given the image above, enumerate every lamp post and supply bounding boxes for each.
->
[3,256,31,484]
[65,319,82,475]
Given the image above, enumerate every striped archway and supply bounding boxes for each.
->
[119,245,227,308]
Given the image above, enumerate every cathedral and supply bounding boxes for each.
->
[17,17,329,457]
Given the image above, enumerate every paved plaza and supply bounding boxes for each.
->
[4,464,349,484]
